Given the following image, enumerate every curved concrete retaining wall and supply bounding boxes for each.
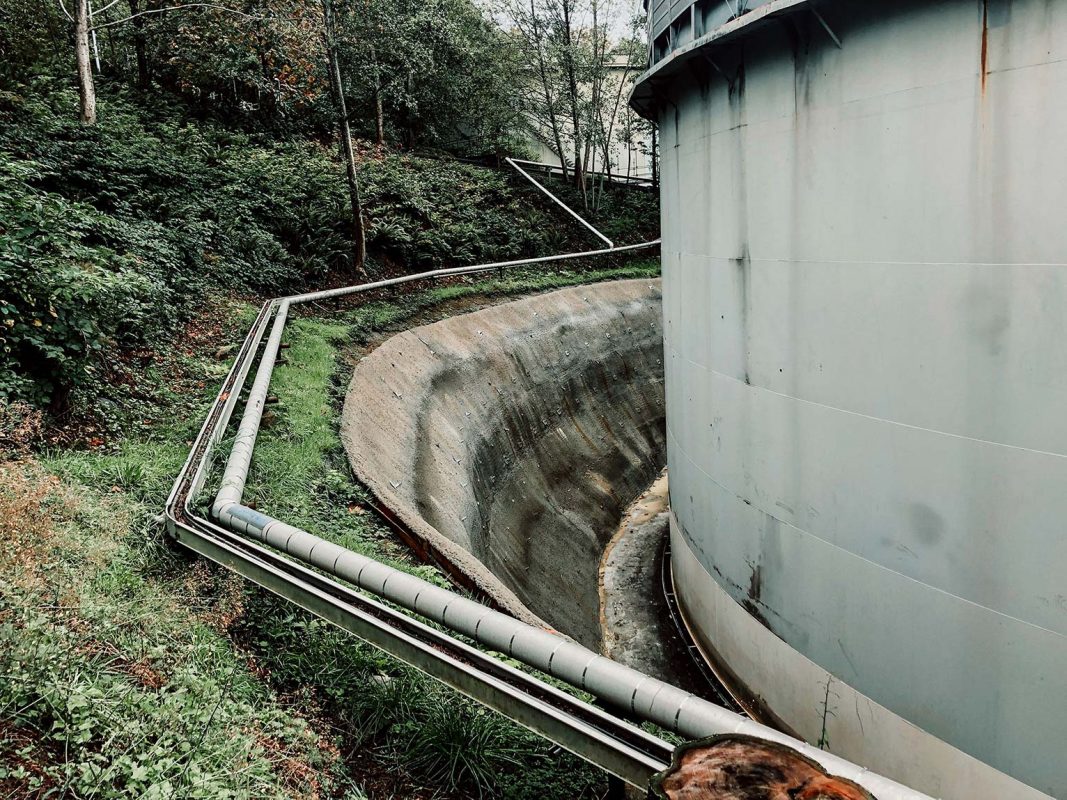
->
[633,1,1065,797]
[341,280,665,648]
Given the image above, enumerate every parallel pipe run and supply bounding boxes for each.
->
[290,240,655,305]
[171,511,673,788]
[216,300,290,510]
[505,157,615,249]
[192,239,933,799]
[213,502,931,800]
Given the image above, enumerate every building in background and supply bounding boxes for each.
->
[524,55,656,183]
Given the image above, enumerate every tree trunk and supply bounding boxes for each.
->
[374,91,384,146]
[322,0,367,275]
[128,0,150,91]
[532,14,567,179]
[649,735,875,800]
[560,0,587,208]
[370,46,385,146]
[75,0,97,124]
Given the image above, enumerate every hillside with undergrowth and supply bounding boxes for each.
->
[0,0,660,789]
[1,264,663,799]
[0,12,660,791]
[0,84,658,439]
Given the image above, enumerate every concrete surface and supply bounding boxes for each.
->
[598,469,725,701]
[342,280,666,648]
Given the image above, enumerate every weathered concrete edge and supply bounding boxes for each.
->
[340,280,662,631]
[342,403,546,628]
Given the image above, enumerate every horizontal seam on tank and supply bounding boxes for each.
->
[670,251,1067,268]
[665,428,1067,642]
[669,350,1067,461]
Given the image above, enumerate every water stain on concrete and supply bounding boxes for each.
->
[342,280,666,648]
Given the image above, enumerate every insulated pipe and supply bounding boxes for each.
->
[215,300,290,510]
[211,241,660,520]
[206,238,934,798]
[213,501,933,800]
[506,157,615,249]
[288,241,654,306]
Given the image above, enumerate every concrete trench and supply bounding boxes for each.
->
[341,279,670,655]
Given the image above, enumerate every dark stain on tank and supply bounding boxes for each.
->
[965,282,1011,355]
[785,15,812,113]
[735,244,751,385]
[733,65,745,106]
[687,58,711,97]
[747,561,762,605]
[980,0,989,95]
[909,502,945,546]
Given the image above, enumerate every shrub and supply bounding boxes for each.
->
[0,158,169,408]
[361,153,556,268]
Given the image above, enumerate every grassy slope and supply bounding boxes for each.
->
[1,260,659,799]
[1,302,352,799]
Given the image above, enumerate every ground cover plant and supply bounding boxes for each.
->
[1,261,660,799]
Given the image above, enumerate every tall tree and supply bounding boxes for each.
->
[322,0,367,273]
[557,0,586,205]
[502,0,648,208]
[75,0,96,123]
[126,0,149,89]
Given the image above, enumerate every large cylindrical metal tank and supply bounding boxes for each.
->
[630,2,1067,798]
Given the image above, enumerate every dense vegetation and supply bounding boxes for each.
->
[0,0,660,794]
[1,264,660,799]
[0,83,656,426]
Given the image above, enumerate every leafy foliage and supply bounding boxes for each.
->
[361,153,555,267]
[333,0,526,153]
[0,158,167,407]
[0,461,350,800]
[0,85,654,414]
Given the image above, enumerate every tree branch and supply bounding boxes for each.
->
[91,3,262,29]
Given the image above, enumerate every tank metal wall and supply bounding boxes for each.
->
[653,1,1067,797]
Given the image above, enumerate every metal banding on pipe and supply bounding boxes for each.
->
[214,501,932,800]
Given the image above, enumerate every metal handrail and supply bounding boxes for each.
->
[508,157,655,187]
[505,157,615,248]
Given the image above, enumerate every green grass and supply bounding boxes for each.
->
[0,300,360,799]
[0,468,353,799]
[1,259,660,799]
[348,258,661,340]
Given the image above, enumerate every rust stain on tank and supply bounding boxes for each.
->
[980,0,989,95]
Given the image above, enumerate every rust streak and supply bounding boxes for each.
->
[980,0,989,94]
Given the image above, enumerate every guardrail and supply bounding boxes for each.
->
[508,157,655,188]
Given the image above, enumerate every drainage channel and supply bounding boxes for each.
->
[164,251,933,797]
[166,245,680,790]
